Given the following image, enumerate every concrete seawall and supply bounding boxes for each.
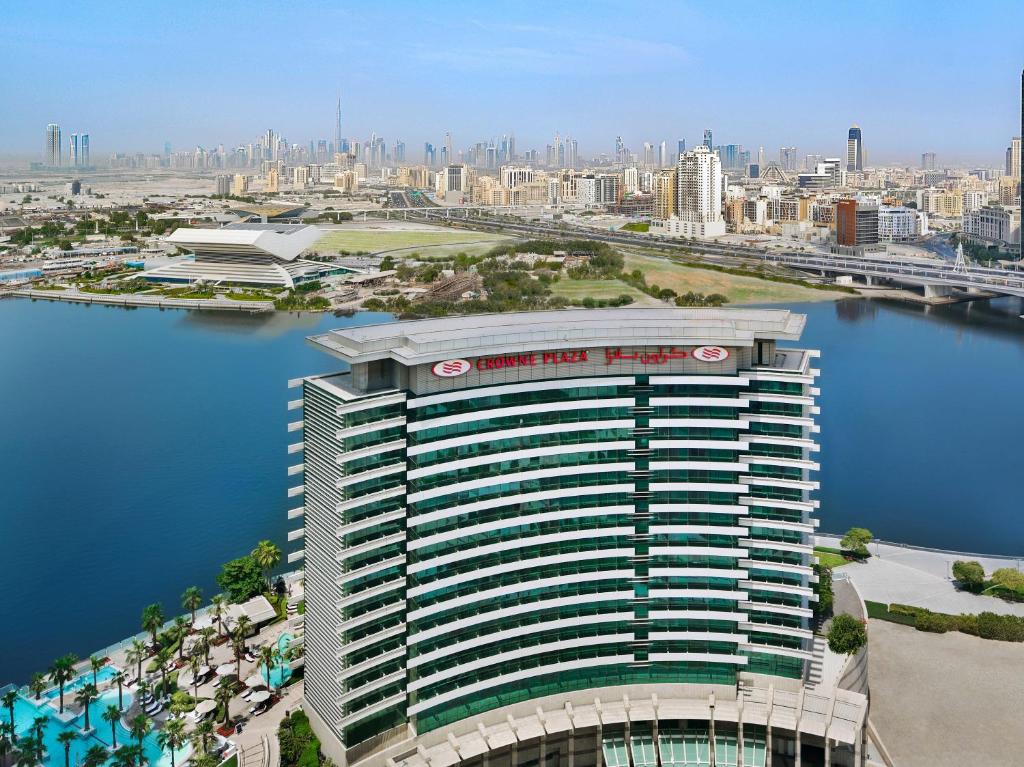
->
[9,289,274,313]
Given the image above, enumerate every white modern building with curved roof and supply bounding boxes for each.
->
[142,223,341,287]
[286,309,868,767]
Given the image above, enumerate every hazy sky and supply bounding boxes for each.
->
[2,0,1022,166]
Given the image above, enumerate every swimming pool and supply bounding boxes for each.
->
[43,664,119,699]
[260,633,294,689]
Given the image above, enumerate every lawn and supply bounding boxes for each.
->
[622,252,849,304]
[550,278,660,304]
[316,227,508,254]
[814,546,848,569]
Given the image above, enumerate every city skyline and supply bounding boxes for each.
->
[3,0,1023,166]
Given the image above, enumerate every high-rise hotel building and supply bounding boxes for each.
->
[288,309,868,767]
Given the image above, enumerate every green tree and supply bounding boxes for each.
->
[75,683,98,731]
[190,719,215,756]
[813,563,834,617]
[991,567,1024,592]
[952,560,985,591]
[252,540,283,590]
[215,684,234,726]
[102,705,121,748]
[56,730,78,767]
[129,715,151,754]
[141,603,165,647]
[112,670,127,711]
[83,744,110,767]
[209,594,227,637]
[2,691,16,732]
[89,656,104,688]
[154,648,173,696]
[173,616,191,661]
[181,586,203,625]
[49,654,77,714]
[840,527,873,558]
[828,614,868,655]
[126,640,148,684]
[258,645,279,691]
[156,718,187,767]
[216,557,265,602]
[28,673,46,701]
[0,723,13,767]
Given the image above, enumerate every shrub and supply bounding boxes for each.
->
[991,568,1024,592]
[828,614,867,655]
[952,560,985,591]
[977,611,1024,642]
[813,563,833,617]
[840,527,873,558]
[914,610,957,633]
[217,555,265,602]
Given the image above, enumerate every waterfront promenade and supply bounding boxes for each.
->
[9,288,274,312]
[817,533,1024,616]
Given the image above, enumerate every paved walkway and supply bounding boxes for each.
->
[817,534,1024,617]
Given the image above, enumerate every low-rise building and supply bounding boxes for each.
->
[962,205,1021,249]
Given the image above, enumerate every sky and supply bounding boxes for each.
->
[2,0,1022,166]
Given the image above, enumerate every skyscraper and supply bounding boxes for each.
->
[46,123,61,167]
[674,145,726,238]
[703,128,713,149]
[921,152,937,171]
[1019,68,1023,199]
[335,95,342,155]
[69,133,79,167]
[81,134,89,167]
[846,125,863,172]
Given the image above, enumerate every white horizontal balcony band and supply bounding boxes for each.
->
[407,420,634,456]
[650,376,749,386]
[288,399,303,411]
[649,397,750,408]
[336,486,405,514]
[644,545,747,558]
[288,442,304,454]
[647,652,749,665]
[746,414,816,429]
[739,642,812,661]
[339,532,405,564]
[409,527,632,573]
[647,631,746,643]
[408,376,636,408]
[747,371,815,384]
[739,601,813,619]
[645,589,747,601]
[649,461,749,472]
[287,529,304,542]
[745,434,820,452]
[741,539,812,555]
[336,392,406,416]
[408,633,629,693]
[339,624,406,658]
[649,504,749,515]
[407,569,635,622]
[287,420,304,433]
[407,441,635,480]
[740,559,813,577]
[287,485,305,498]
[407,462,635,504]
[340,600,405,634]
[336,439,407,465]
[407,612,632,669]
[287,550,304,563]
[409,506,634,551]
[740,517,815,534]
[337,554,406,587]
[337,509,406,538]
[287,377,304,389]
[336,463,404,489]
[338,578,404,611]
[336,417,406,441]
[739,622,813,640]
[740,496,817,511]
[741,475,818,491]
[810,387,821,395]
[649,439,750,450]
[650,482,748,493]
[409,548,633,595]
[650,418,749,429]
[648,568,748,579]
[338,691,406,730]
[745,393,814,406]
[649,610,746,622]
[739,580,813,598]
[338,647,406,684]
[410,484,635,527]
[287,506,304,520]
[407,398,636,433]
[408,591,633,645]
[288,463,304,476]
[407,654,634,716]
[648,525,748,536]
[740,455,819,471]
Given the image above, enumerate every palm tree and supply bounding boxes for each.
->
[29,717,46,749]
[0,723,16,767]
[251,540,282,591]
[129,715,150,756]
[27,674,46,701]
[190,755,218,767]
[187,655,202,700]
[156,718,186,767]
[56,730,77,767]
[48,654,77,714]
[172,617,190,661]
[112,744,139,767]
[89,656,104,689]
[231,634,245,680]
[141,604,165,649]
[102,705,121,749]
[233,615,252,643]
[198,628,215,665]
[82,744,109,767]
[154,648,173,697]
[1,691,16,732]
[126,640,148,684]
[74,683,98,731]
[257,645,277,691]
[112,671,126,712]
[190,719,214,757]
[181,587,203,626]
[215,684,233,727]
[209,595,226,637]
[15,736,42,767]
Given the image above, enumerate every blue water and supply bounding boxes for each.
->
[43,665,118,699]
[261,632,295,688]
[4,295,1024,684]
[12,672,187,767]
